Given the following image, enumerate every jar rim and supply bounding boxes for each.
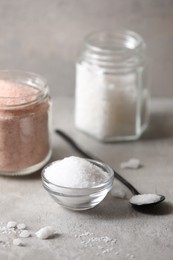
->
[85,30,145,53]
[0,70,48,108]
[80,30,145,72]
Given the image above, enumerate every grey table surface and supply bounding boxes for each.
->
[0,97,173,260]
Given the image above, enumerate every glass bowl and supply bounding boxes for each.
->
[41,159,114,211]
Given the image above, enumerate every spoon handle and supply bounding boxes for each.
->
[55,129,140,195]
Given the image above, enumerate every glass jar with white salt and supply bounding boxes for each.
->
[0,70,51,175]
[75,30,149,142]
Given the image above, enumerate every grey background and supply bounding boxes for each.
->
[0,0,172,98]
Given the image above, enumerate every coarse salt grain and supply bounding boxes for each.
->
[1,222,58,247]
[110,181,130,199]
[17,223,26,230]
[7,221,17,228]
[74,231,118,256]
[35,226,55,239]
[44,156,107,188]
[111,182,126,199]
[13,238,23,246]
[120,158,141,169]
[111,188,127,199]
[129,194,161,205]
[19,230,30,238]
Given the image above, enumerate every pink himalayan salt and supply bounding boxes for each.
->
[0,80,38,106]
[0,80,50,174]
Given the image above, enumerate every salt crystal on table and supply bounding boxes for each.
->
[111,181,130,199]
[120,158,141,169]
[13,238,23,246]
[111,188,126,199]
[35,226,55,239]
[19,230,30,238]
[7,221,17,228]
[17,224,26,230]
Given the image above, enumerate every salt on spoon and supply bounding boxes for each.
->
[55,129,166,208]
[129,194,164,206]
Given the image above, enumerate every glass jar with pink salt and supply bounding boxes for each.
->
[0,70,51,175]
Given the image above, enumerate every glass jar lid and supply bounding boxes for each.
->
[79,30,146,73]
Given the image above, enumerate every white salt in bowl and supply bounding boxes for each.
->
[41,159,114,211]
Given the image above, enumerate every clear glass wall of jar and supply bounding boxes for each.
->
[0,70,51,175]
[75,30,149,142]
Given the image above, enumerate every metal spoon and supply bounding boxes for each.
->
[55,129,165,207]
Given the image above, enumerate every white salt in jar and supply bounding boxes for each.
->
[75,30,149,142]
[0,70,51,175]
